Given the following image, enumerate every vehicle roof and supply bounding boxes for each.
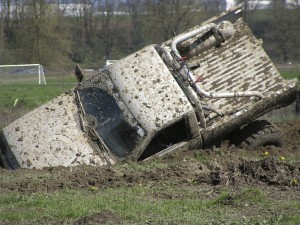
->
[189,17,296,125]
[107,45,194,133]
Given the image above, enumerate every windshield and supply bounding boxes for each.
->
[77,84,145,158]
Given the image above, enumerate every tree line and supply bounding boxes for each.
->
[0,0,299,70]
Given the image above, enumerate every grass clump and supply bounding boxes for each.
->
[280,70,300,80]
[210,188,266,206]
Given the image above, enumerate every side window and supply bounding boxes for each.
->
[138,119,190,160]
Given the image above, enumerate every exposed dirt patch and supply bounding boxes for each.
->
[73,209,122,225]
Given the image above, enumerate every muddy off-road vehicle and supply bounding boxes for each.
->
[0,6,297,169]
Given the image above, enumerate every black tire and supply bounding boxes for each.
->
[229,120,285,150]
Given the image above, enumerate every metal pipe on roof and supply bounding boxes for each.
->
[171,22,264,100]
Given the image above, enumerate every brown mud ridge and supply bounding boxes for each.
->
[0,154,299,194]
[0,119,300,195]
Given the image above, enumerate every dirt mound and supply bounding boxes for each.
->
[0,153,299,195]
[195,155,300,186]
[238,157,299,185]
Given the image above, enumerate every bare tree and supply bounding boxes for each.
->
[126,0,145,50]
[0,0,71,67]
[67,0,95,64]
[1,0,14,45]
[265,0,300,63]
[202,0,222,18]
[235,0,259,27]
[0,0,4,62]
[145,0,202,42]
[97,0,124,60]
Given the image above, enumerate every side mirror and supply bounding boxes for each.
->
[75,64,84,83]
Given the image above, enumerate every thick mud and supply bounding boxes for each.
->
[0,119,299,193]
[0,119,299,224]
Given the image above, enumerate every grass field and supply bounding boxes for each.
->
[0,181,298,224]
[279,70,300,80]
[0,75,76,109]
[0,74,77,129]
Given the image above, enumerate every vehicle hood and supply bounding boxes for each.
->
[107,45,194,133]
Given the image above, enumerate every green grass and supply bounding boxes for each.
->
[280,70,300,80]
[0,75,77,129]
[0,76,76,109]
[0,186,299,224]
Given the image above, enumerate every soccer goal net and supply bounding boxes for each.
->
[0,64,46,85]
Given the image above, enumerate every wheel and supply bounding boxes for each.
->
[229,120,285,150]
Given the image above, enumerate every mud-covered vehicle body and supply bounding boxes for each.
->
[0,6,297,169]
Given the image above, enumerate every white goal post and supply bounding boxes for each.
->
[0,64,46,85]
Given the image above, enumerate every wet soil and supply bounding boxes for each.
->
[0,119,300,224]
